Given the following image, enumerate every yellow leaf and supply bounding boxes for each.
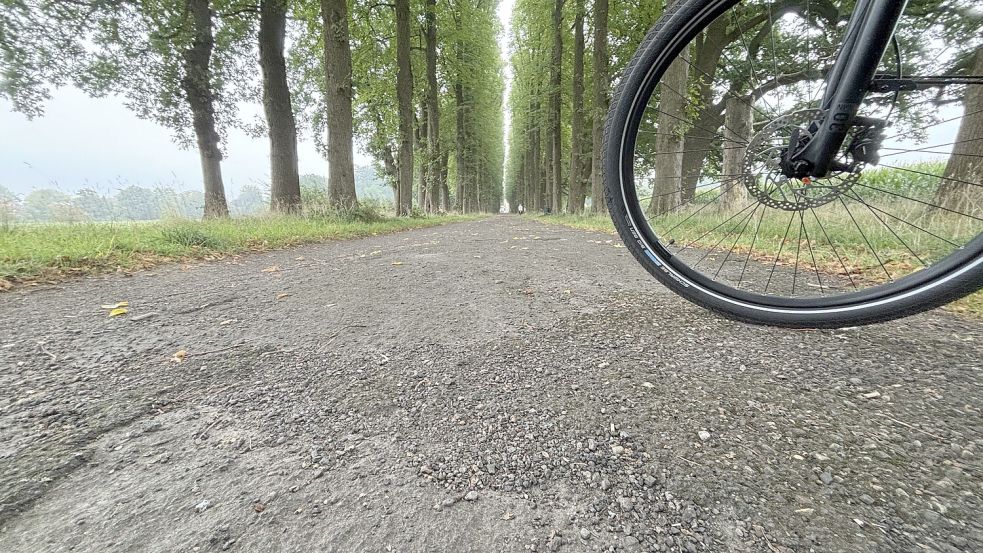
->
[171,350,187,363]
[392,261,404,266]
[101,301,129,309]
[109,307,129,317]
[370,250,382,256]
[262,265,281,273]
[295,256,306,261]
[276,293,291,300]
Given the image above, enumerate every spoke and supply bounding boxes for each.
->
[765,211,797,294]
[715,204,761,279]
[738,206,768,286]
[641,174,747,203]
[642,105,740,145]
[660,178,747,234]
[881,107,983,142]
[843,192,927,268]
[856,183,983,221]
[838,197,894,282]
[843,190,961,248]
[808,207,858,291]
[880,149,983,160]
[767,6,783,111]
[691,203,761,268]
[679,201,761,259]
[733,11,778,114]
[799,211,825,294]
[878,164,983,189]
[880,137,983,154]
[792,214,804,296]
[678,48,773,125]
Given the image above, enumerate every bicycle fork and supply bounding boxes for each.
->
[782,0,910,179]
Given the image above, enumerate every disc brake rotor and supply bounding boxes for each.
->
[743,109,863,212]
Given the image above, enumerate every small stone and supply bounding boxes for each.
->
[819,472,834,485]
[253,502,266,513]
[862,391,881,399]
[611,445,625,455]
[194,500,211,513]
[598,361,610,369]
[313,468,325,479]
[580,528,591,540]
[587,439,597,451]
[600,479,611,491]
[698,431,711,441]
[859,494,875,505]
[464,491,479,502]
[849,378,862,386]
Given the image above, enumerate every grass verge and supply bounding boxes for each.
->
[0,214,478,288]
[531,213,982,318]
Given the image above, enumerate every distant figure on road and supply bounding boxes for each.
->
[517,204,525,215]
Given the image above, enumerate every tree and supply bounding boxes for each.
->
[568,0,586,213]
[423,0,444,212]
[936,46,983,211]
[259,0,302,213]
[395,0,414,216]
[320,0,358,208]
[548,0,563,213]
[590,0,609,215]
[0,0,253,218]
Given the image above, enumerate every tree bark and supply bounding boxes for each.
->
[590,0,609,215]
[181,0,228,218]
[721,96,752,210]
[424,0,441,214]
[259,0,301,214]
[936,47,983,212]
[320,0,358,208]
[529,104,542,211]
[549,0,563,214]
[568,0,586,214]
[395,0,414,216]
[648,49,689,215]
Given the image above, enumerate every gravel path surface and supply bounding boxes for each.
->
[0,216,980,553]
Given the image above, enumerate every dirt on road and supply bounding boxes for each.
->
[0,216,980,553]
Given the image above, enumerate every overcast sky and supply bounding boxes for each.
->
[1,0,517,198]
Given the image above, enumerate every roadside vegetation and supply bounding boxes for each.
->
[0,208,476,288]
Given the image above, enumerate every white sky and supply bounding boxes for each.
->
[1,1,517,197]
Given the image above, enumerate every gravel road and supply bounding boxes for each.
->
[0,216,980,553]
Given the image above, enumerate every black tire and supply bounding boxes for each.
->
[603,0,983,328]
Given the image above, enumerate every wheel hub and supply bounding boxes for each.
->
[743,109,863,212]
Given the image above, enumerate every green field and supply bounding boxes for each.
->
[0,213,476,288]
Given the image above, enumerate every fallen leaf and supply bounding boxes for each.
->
[171,350,188,363]
[295,256,306,261]
[109,307,129,317]
[262,265,281,273]
[370,250,382,256]
[219,319,235,326]
[276,293,291,300]
[101,301,129,309]
[254,502,266,513]
[392,261,404,266]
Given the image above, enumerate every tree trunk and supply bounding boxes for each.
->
[424,0,442,214]
[395,0,414,216]
[648,49,689,215]
[721,96,752,210]
[181,0,228,218]
[320,0,358,208]
[568,0,586,214]
[418,104,428,209]
[439,149,450,211]
[590,0,609,215]
[549,0,563,214]
[259,0,301,214]
[529,108,541,211]
[936,47,983,212]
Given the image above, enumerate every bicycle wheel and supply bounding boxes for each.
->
[604,0,983,328]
